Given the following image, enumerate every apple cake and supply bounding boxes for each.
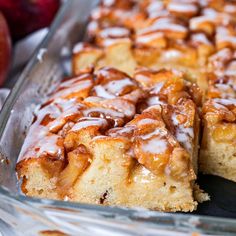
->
[71,0,236,183]
[16,67,205,212]
[73,0,236,87]
[200,56,236,181]
[16,0,236,211]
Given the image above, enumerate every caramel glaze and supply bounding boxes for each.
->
[202,51,236,129]
[203,98,236,126]
[78,0,236,72]
[202,58,236,144]
[82,0,236,150]
[17,67,201,191]
[207,73,236,99]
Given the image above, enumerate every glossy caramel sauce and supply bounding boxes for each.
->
[18,67,200,182]
[80,0,236,73]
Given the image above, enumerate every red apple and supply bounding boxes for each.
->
[0,12,11,86]
[0,0,60,40]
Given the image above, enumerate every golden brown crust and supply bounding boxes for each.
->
[17,67,201,211]
[71,0,235,86]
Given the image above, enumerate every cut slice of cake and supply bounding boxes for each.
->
[200,71,236,182]
[70,105,198,211]
[200,98,236,181]
[16,67,205,212]
[199,42,236,181]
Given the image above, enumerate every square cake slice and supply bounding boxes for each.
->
[16,67,206,212]
[200,98,236,181]
[200,69,236,182]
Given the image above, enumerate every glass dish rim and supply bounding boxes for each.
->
[1,185,236,224]
[0,0,236,231]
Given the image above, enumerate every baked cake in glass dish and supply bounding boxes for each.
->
[73,0,236,87]
[71,0,236,183]
[16,0,236,212]
[16,67,207,212]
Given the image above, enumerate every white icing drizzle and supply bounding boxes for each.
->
[152,82,164,94]
[149,9,169,19]
[108,126,135,137]
[136,32,165,45]
[213,98,236,106]
[18,126,63,162]
[202,8,218,17]
[48,104,83,132]
[152,17,173,25]
[90,7,110,20]
[102,0,115,7]
[147,1,164,15]
[140,128,167,140]
[87,21,98,35]
[59,97,83,109]
[217,35,236,48]
[161,49,183,60]
[99,37,131,47]
[102,98,135,118]
[84,96,105,103]
[18,98,86,161]
[190,16,215,30]
[216,26,236,48]
[73,43,86,54]
[94,85,116,99]
[71,117,108,132]
[18,126,48,161]
[215,84,231,90]
[213,84,236,99]
[226,61,236,77]
[83,107,124,118]
[53,79,92,99]
[176,127,193,153]
[35,134,63,157]
[134,74,151,86]
[139,21,187,36]
[211,101,228,110]
[171,112,194,153]
[137,118,156,126]
[105,78,134,95]
[171,113,179,126]
[142,137,167,154]
[224,4,236,14]
[147,96,165,106]
[168,2,198,14]
[191,33,212,45]
[59,74,90,88]
[99,27,130,38]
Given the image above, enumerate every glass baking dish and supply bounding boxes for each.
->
[1,0,236,235]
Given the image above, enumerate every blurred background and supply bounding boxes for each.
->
[0,0,61,94]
